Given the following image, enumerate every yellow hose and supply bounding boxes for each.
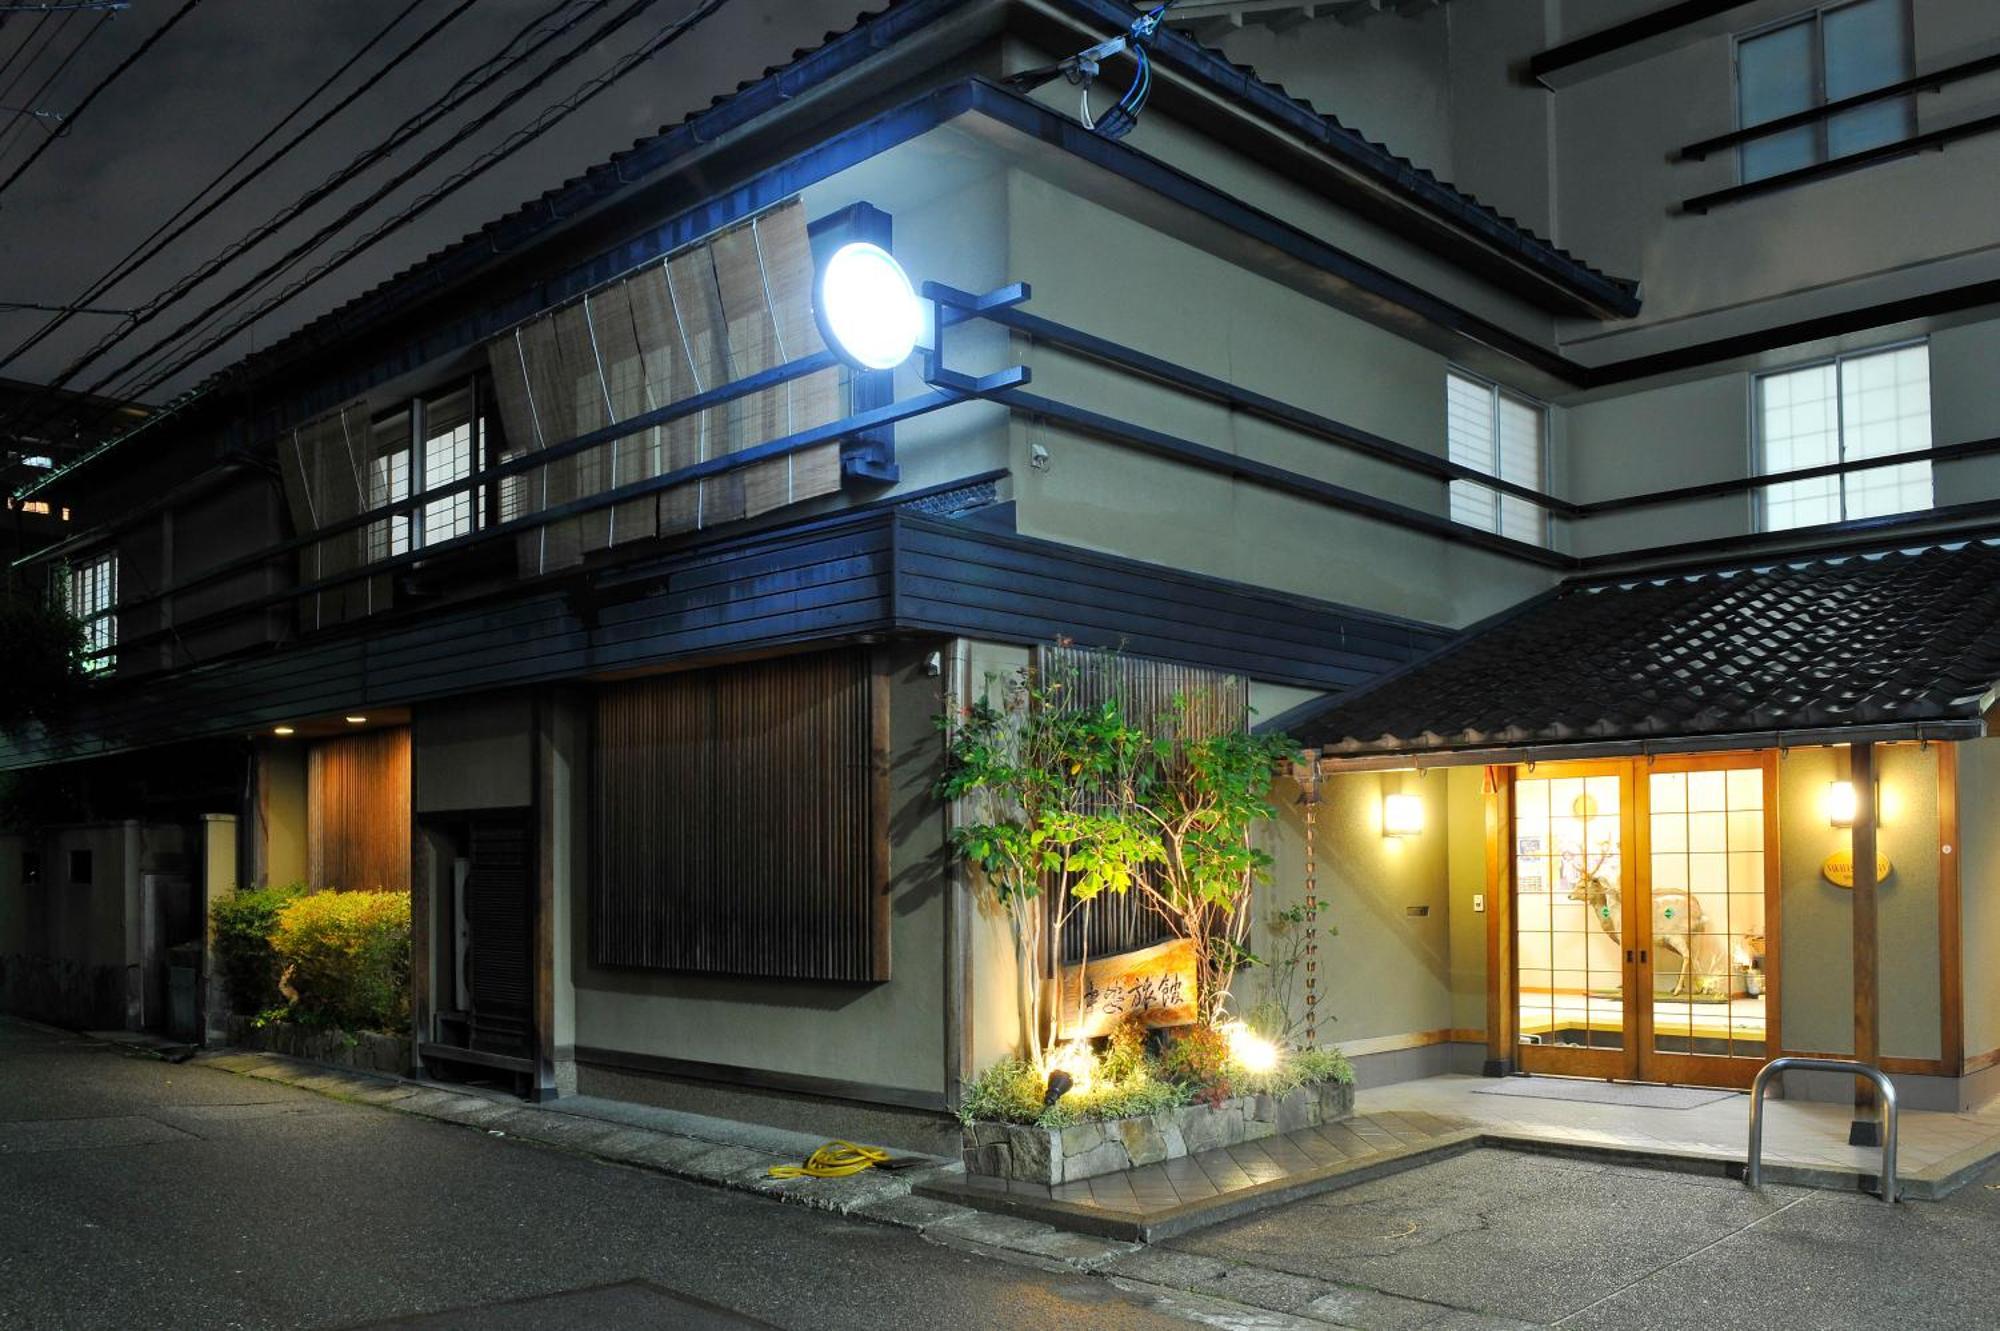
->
[767,1140,892,1179]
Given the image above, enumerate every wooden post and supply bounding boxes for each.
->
[1851,740,1881,1147]
[1484,767,1517,1076]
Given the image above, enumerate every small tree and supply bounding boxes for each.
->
[0,582,84,739]
[938,665,1156,1071]
[1133,703,1298,1029]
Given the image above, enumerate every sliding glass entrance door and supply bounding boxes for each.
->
[1637,755,1779,1088]
[1511,754,1780,1088]
[1514,763,1638,1080]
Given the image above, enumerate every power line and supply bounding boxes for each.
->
[0,0,583,445]
[38,0,739,484]
[0,300,130,314]
[124,0,740,408]
[0,3,129,13]
[0,10,106,159]
[0,10,70,121]
[0,0,204,203]
[33,0,619,406]
[0,0,457,378]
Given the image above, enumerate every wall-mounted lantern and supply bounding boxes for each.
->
[815,241,921,371]
[1383,790,1425,838]
[1825,780,1858,828]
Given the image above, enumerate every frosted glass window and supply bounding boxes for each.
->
[365,410,413,563]
[1738,19,1818,182]
[63,551,117,675]
[1757,343,1930,531]
[1823,0,1913,157]
[1736,0,1913,184]
[1447,369,1548,547]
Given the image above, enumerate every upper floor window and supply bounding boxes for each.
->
[1447,369,1548,547]
[1736,0,1912,183]
[1756,341,1931,531]
[62,550,117,675]
[418,384,483,545]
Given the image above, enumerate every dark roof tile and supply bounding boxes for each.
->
[1282,541,2000,755]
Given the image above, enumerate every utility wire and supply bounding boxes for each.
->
[0,0,458,378]
[0,0,203,202]
[0,0,594,446]
[0,11,68,124]
[26,0,604,406]
[0,11,105,160]
[120,0,740,406]
[21,0,741,498]
[52,0,652,413]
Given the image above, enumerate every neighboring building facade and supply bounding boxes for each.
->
[5,0,2000,1141]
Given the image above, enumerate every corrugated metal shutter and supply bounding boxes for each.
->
[1037,645,1250,964]
[591,648,886,981]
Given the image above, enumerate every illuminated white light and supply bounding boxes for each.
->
[22,454,51,468]
[1221,1021,1280,1074]
[1383,792,1425,838]
[1825,780,1858,828]
[816,241,921,371]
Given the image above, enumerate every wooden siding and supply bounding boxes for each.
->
[0,506,1449,770]
[1040,645,1250,964]
[592,648,888,981]
[307,727,411,892]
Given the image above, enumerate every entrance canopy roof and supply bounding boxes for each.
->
[1272,539,2000,769]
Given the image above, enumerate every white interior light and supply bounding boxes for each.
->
[816,241,921,371]
[1383,791,1425,838]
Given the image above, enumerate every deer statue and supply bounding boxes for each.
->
[1563,844,1706,998]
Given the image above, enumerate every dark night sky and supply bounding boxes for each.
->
[0,0,871,407]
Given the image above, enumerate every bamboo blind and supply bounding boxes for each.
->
[276,403,393,629]
[591,649,887,981]
[1037,645,1251,964]
[307,727,412,893]
[487,198,845,577]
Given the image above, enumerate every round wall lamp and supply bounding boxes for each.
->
[815,241,921,371]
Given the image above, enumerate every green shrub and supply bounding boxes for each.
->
[1159,1024,1233,1104]
[211,883,307,1015]
[959,1052,1192,1129]
[271,890,411,1032]
[1231,1045,1354,1099]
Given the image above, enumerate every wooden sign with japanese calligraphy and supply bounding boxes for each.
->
[1054,938,1198,1039]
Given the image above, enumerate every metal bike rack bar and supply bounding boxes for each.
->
[1747,1057,1898,1203]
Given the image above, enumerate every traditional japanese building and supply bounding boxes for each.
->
[5,0,2000,1145]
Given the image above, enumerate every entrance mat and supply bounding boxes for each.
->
[1474,1078,1737,1110]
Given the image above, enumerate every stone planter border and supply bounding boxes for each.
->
[223,1014,413,1078]
[962,1078,1354,1185]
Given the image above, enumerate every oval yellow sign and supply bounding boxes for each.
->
[1822,849,1892,888]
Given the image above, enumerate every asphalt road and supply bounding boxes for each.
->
[0,1019,1210,1331]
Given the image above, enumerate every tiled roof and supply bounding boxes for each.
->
[1278,541,2000,757]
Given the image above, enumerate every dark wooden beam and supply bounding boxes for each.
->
[1939,743,1964,1079]
[1484,767,1517,1075]
[1528,0,1748,87]
[1850,740,1880,1145]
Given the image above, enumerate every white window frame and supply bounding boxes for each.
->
[1446,367,1550,548]
[1733,0,1915,183]
[1752,338,1932,532]
[61,549,118,676]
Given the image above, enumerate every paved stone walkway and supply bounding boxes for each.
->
[1366,1074,2000,1194]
